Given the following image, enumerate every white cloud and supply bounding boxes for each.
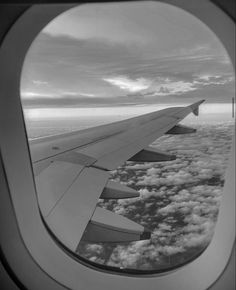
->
[32,80,48,85]
[152,80,197,96]
[195,74,234,86]
[103,76,151,92]
[63,91,96,97]
[104,72,234,99]
[76,122,232,270]
[125,163,154,170]
[160,245,185,255]
[22,91,54,99]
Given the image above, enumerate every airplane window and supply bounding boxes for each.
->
[20,1,235,273]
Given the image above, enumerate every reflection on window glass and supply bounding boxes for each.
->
[20,1,235,272]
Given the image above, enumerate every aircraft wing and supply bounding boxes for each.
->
[30,100,204,251]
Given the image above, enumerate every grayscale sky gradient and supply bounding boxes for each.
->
[20,2,235,119]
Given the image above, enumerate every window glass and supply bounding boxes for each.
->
[20,1,235,272]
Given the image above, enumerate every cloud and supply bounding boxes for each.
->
[21,11,234,109]
[103,73,234,100]
[159,245,185,255]
[32,80,49,85]
[151,80,197,96]
[22,91,55,99]
[76,122,233,270]
[63,91,96,97]
[103,76,151,93]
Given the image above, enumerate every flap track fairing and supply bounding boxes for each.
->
[101,180,139,199]
[129,146,176,162]
[166,124,196,134]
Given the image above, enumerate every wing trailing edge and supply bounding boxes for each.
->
[42,167,109,251]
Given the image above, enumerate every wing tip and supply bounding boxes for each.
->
[190,99,205,116]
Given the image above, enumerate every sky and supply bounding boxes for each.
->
[20,1,235,121]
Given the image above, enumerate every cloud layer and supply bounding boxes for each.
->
[21,2,234,108]
[77,122,233,270]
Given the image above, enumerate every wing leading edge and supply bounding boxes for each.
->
[32,100,205,251]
